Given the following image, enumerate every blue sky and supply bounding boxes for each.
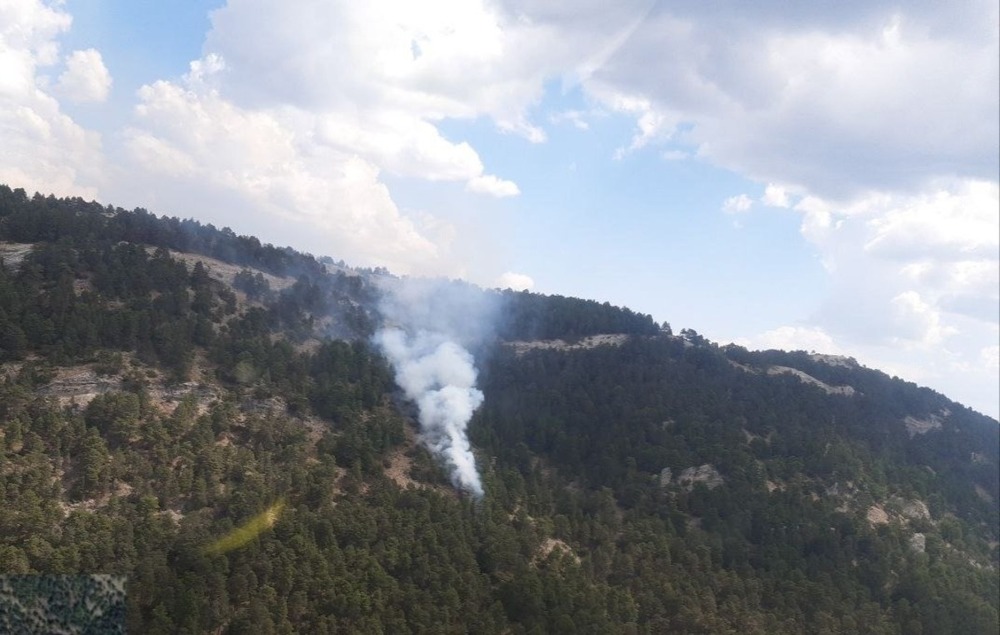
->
[1,0,997,419]
[430,89,827,336]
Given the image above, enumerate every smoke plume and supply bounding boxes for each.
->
[374,277,498,498]
[375,329,485,497]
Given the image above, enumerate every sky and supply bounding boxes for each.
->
[1,0,998,419]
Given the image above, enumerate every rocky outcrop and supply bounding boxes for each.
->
[35,364,220,413]
[866,497,933,528]
[767,366,856,396]
[36,368,121,406]
[505,334,629,355]
[0,242,34,270]
[809,353,857,368]
[867,505,890,525]
[673,464,724,491]
[658,467,673,487]
[899,499,931,521]
[903,412,945,437]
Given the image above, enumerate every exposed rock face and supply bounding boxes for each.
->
[36,368,121,406]
[34,365,220,413]
[505,334,629,355]
[864,498,932,527]
[676,464,724,491]
[904,412,945,437]
[658,467,672,487]
[910,533,926,553]
[766,366,856,396]
[728,360,757,374]
[535,538,580,565]
[0,241,34,270]
[809,353,857,368]
[157,248,296,291]
[900,499,931,521]
[867,506,890,525]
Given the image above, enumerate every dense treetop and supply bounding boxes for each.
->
[0,186,996,633]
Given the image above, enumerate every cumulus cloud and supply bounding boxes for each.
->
[201,0,538,182]
[495,271,535,291]
[889,290,957,348]
[582,3,998,197]
[863,180,999,261]
[56,49,111,102]
[800,181,999,336]
[743,178,1000,416]
[123,63,443,274]
[761,184,790,208]
[0,0,104,197]
[113,0,581,272]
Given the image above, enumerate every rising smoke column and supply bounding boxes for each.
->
[375,327,485,498]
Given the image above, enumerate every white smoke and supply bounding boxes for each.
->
[376,328,485,497]
[373,277,498,498]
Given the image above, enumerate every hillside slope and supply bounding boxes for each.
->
[0,186,997,634]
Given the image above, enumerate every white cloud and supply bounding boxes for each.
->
[466,174,520,198]
[737,317,999,418]
[0,0,104,198]
[124,132,196,178]
[863,180,998,260]
[203,0,551,146]
[123,0,539,227]
[581,3,998,198]
[736,325,843,354]
[607,93,677,159]
[889,290,957,348]
[982,345,1000,371]
[730,172,998,417]
[56,49,111,102]
[799,181,999,336]
[316,111,487,183]
[123,69,444,275]
[761,183,790,208]
[751,178,1000,416]
[723,193,753,214]
[495,271,535,291]
[0,0,68,69]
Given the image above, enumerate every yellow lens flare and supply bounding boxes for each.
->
[203,500,285,555]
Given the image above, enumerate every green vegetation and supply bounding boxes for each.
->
[0,186,997,633]
[0,575,126,633]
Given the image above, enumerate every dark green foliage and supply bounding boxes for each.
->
[233,268,272,300]
[1,185,997,634]
[473,337,998,633]
[496,289,661,340]
[0,575,126,634]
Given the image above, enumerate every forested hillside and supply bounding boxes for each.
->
[1,186,997,634]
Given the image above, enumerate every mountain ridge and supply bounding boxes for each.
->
[0,185,997,633]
